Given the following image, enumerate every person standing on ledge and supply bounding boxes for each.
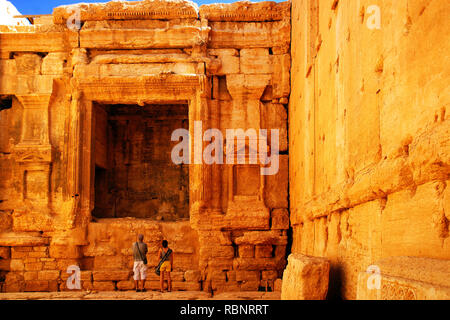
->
[158,240,173,292]
[132,234,148,292]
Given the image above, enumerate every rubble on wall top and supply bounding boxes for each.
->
[0,0,31,26]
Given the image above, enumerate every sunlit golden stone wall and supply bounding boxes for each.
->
[289,0,450,299]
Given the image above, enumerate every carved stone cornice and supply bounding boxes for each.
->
[226,74,271,100]
[13,144,53,164]
[53,0,199,24]
[16,94,51,110]
[199,1,291,22]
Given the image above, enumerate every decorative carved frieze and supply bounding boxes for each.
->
[53,0,199,24]
[199,2,291,22]
[357,257,450,300]
[381,281,417,300]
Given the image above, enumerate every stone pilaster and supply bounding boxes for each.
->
[12,94,54,232]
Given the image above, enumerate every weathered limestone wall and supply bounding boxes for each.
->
[0,0,291,293]
[289,0,450,299]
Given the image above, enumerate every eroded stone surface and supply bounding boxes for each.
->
[281,254,330,300]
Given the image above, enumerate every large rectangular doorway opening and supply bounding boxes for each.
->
[92,102,189,221]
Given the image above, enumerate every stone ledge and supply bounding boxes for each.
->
[234,230,288,246]
[0,31,78,55]
[0,233,49,247]
[0,291,280,300]
[292,121,450,224]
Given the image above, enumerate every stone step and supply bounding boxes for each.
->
[0,291,281,300]
[58,269,195,282]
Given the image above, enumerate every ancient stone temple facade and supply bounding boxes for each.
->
[0,0,290,292]
[1,0,449,300]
